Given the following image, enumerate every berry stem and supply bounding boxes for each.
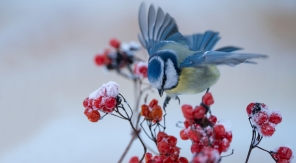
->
[256,146,278,162]
[128,118,147,162]
[245,129,256,163]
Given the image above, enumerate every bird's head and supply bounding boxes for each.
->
[147,50,181,97]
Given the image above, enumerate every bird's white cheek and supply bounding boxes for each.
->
[164,59,178,89]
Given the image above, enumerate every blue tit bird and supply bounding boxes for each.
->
[137,3,268,108]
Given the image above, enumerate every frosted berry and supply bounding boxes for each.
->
[163,157,174,163]
[84,108,100,122]
[94,96,104,109]
[153,155,164,162]
[269,112,282,124]
[180,129,189,140]
[225,131,233,142]
[277,159,290,163]
[277,146,293,160]
[178,157,189,163]
[254,111,268,125]
[157,132,168,143]
[193,106,206,119]
[83,97,89,108]
[109,38,120,49]
[221,138,230,152]
[191,142,203,154]
[187,129,200,142]
[214,124,226,139]
[246,103,255,116]
[167,135,177,146]
[157,141,170,155]
[209,115,217,124]
[181,104,194,119]
[202,92,214,106]
[129,156,139,163]
[105,97,117,110]
[260,123,275,136]
[139,66,148,78]
[184,119,191,128]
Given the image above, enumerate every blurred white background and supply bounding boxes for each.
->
[0,0,296,162]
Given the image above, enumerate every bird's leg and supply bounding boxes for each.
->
[175,95,180,105]
[162,96,171,130]
[206,87,210,93]
[163,96,171,111]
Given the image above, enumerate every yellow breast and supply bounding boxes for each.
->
[165,65,220,96]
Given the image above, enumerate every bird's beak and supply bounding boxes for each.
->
[158,89,164,97]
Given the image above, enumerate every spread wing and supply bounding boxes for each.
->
[138,3,187,55]
[180,51,268,67]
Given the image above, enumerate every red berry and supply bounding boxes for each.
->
[84,108,100,122]
[184,119,191,128]
[153,155,164,163]
[163,156,174,163]
[181,105,194,119]
[141,104,150,118]
[109,38,120,49]
[151,105,163,123]
[277,159,290,163]
[191,142,203,154]
[260,123,275,136]
[277,146,293,160]
[187,129,201,142]
[193,106,206,119]
[269,111,282,124]
[157,132,168,143]
[149,99,158,108]
[246,103,255,116]
[214,124,226,139]
[225,131,233,142]
[202,92,214,106]
[94,54,105,66]
[139,66,148,78]
[178,157,189,163]
[145,152,153,161]
[83,97,89,108]
[129,156,139,163]
[94,96,104,109]
[180,129,189,140]
[105,97,117,110]
[221,138,230,152]
[253,111,268,125]
[157,141,170,155]
[208,115,217,124]
[167,135,177,146]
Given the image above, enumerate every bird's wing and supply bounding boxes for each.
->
[184,31,220,51]
[180,51,268,68]
[215,46,243,52]
[138,3,187,55]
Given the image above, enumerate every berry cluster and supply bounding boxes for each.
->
[180,118,232,154]
[83,81,119,122]
[180,92,232,162]
[94,38,140,70]
[134,61,148,78]
[192,147,220,163]
[273,146,294,163]
[247,103,282,136]
[141,99,163,123]
[144,132,189,163]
